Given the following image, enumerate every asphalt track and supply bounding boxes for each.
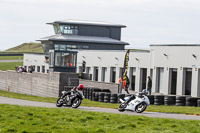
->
[0,96,200,120]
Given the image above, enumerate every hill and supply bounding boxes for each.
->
[4,43,43,53]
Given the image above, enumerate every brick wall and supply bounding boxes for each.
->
[80,79,118,93]
[0,70,78,97]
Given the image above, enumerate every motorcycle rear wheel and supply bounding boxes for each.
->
[56,98,63,107]
[135,102,147,113]
[118,103,126,112]
[72,98,82,108]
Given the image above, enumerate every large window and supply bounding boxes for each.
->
[54,44,66,51]
[60,25,78,35]
[54,44,89,50]
[53,24,61,34]
[55,52,76,67]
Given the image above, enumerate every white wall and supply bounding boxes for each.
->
[23,46,200,97]
[151,45,200,97]
[23,54,49,73]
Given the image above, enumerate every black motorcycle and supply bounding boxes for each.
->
[56,89,84,108]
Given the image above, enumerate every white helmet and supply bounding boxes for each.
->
[142,89,148,95]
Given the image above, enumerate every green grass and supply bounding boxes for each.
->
[0,90,200,115]
[0,56,23,60]
[3,43,43,53]
[0,62,23,71]
[0,104,199,133]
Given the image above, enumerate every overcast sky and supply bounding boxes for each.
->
[1,0,200,50]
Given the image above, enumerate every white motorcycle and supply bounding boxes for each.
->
[118,89,150,113]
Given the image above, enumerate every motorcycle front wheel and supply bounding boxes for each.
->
[118,103,126,112]
[71,98,82,108]
[56,98,63,107]
[135,102,147,113]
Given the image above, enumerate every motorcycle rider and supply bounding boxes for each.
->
[73,84,84,91]
[71,84,85,98]
[124,89,147,105]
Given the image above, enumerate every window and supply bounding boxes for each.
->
[83,45,89,49]
[55,52,76,67]
[32,66,35,71]
[54,44,89,51]
[60,45,66,51]
[86,67,90,74]
[55,52,62,66]
[53,24,61,34]
[71,45,77,49]
[60,25,78,35]
[49,50,54,67]
[42,66,45,73]
[37,66,40,72]
[54,44,59,50]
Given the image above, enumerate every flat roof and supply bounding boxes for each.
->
[47,19,126,28]
[37,34,129,45]
[150,44,200,46]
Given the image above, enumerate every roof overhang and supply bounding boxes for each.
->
[46,19,126,28]
[37,34,129,45]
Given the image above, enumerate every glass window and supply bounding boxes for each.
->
[71,45,77,49]
[55,52,62,66]
[61,53,76,67]
[49,50,54,67]
[62,53,70,67]
[66,45,71,49]
[55,52,76,67]
[60,25,78,35]
[53,24,61,34]
[70,53,76,67]
[78,45,82,49]
[54,44,59,50]
[60,45,66,51]
[83,45,89,49]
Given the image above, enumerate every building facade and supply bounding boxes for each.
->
[23,20,200,97]
[37,20,128,73]
[24,45,200,97]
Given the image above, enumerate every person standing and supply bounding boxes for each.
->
[118,77,126,94]
[147,76,152,95]
[124,76,130,94]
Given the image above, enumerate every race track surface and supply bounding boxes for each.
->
[0,96,199,120]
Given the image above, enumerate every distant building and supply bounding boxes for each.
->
[36,19,128,73]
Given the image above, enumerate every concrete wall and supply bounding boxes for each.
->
[0,70,78,97]
[80,79,118,93]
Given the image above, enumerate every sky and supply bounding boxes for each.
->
[1,0,200,50]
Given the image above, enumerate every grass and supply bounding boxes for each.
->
[0,56,23,60]
[0,90,200,115]
[0,62,23,71]
[3,43,43,53]
[0,104,199,133]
